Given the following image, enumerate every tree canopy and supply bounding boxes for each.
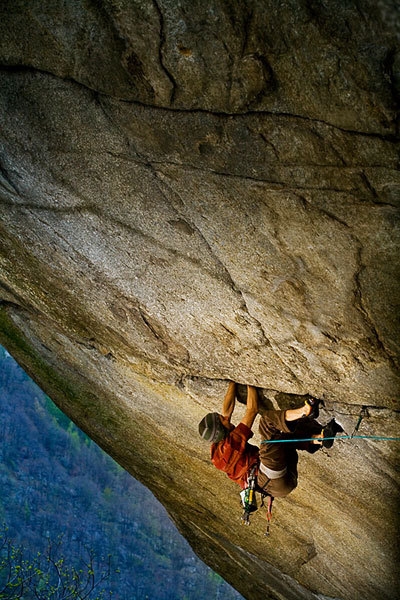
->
[0,348,242,600]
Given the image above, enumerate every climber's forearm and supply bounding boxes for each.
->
[221,381,236,421]
[240,386,259,429]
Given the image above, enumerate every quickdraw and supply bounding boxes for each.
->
[240,466,275,535]
[240,466,258,525]
[351,406,369,438]
[261,492,274,536]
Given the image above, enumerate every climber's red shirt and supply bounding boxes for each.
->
[210,422,259,489]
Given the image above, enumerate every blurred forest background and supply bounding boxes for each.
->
[0,346,243,599]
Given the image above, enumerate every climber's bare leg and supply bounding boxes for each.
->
[285,405,322,444]
[285,405,311,421]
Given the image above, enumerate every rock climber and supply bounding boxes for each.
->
[198,381,260,490]
[198,381,343,498]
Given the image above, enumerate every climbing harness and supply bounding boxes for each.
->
[240,466,258,525]
[237,407,400,537]
[240,466,274,536]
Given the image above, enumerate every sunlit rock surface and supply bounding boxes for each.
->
[0,2,399,599]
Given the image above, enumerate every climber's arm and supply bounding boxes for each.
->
[240,386,259,429]
[221,381,237,422]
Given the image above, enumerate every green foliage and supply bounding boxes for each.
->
[103,487,113,502]
[0,348,243,600]
[44,394,72,431]
[0,528,113,600]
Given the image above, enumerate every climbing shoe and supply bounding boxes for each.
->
[304,397,324,420]
[322,418,344,448]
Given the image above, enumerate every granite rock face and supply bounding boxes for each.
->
[0,2,399,599]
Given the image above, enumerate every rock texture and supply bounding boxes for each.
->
[0,1,399,599]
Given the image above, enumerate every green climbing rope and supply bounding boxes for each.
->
[261,434,400,444]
